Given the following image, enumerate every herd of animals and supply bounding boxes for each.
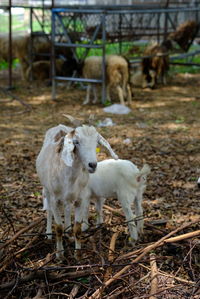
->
[0,20,199,105]
[1,19,199,259]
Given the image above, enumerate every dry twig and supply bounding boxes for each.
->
[149,253,158,299]
[88,219,200,299]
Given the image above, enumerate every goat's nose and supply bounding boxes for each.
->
[88,162,97,171]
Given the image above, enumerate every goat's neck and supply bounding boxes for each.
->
[69,155,88,179]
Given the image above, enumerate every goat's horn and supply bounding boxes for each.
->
[97,134,118,160]
[63,114,82,127]
[88,113,96,125]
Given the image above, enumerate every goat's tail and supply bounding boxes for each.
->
[137,164,151,184]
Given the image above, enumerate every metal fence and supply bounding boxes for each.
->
[0,1,200,99]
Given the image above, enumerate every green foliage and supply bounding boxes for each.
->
[0,58,19,70]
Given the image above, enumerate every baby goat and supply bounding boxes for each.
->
[84,159,150,243]
[36,123,118,259]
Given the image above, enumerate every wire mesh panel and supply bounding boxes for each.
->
[0,1,200,89]
[51,8,107,101]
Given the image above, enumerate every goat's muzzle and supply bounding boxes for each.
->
[197,178,200,188]
[88,162,97,173]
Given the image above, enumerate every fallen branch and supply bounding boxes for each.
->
[104,204,166,235]
[0,87,32,113]
[164,229,200,243]
[104,232,119,282]
[15,225,44,257]
[0,217,44,272]
[88,219,200,299]
[69,285,80,299]
[139,263,195,285]
[0,216,44,251]
[0,269,100,290]
[149,253,158,299]
[108,232,119,263]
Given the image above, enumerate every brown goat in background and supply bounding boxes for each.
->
[168,20,199,52]
[141,42,169,88]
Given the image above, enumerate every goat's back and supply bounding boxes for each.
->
[88,159,140,197]
[106,55,129,86]
[43,124,72,145]
[82,56,103,79]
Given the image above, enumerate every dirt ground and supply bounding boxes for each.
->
[0,71,200,298]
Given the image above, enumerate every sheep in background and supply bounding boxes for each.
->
[82,54,132,106]
[130,66,156,89]
[0,33,30,78]
[168,20,199,52]
[25,57,78,81]
[36,119,118,259]
[83,159,151,243]
[0,32,77,80]
[141,42,169,88]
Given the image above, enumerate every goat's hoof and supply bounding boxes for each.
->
[138,228,144,236]
[82,223,89,232]
[74,249,81,260]
[128,237,137,246]
[55,251,64,261]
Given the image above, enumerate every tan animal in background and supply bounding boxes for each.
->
[82,54,132,105]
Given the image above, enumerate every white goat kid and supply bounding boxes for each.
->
[36,123,118,259]
[84,159,150,243]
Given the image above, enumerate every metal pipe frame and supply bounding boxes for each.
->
[51,8,107,103]
[0,1,200,92]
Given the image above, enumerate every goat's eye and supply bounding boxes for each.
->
[73,140,79,146]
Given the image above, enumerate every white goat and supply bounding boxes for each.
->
[130,68,156,89]
[83,159,150,243]
[82,55,132,106]
[36,123,118,259]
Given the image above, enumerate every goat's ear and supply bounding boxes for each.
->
[54,130,67,142]
[61,132,75,167]
[56,136,65,153]
[97,133,118,160]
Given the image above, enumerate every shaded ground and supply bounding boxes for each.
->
[0,72,200,298]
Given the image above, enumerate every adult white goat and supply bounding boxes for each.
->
[36,120,118,259]
[84,159,150,243]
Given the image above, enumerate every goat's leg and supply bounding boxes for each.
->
[126,83,132,105]
[80,188,91,231]
[42,188,53,239]
[118,194,138,243]
[74,197,90,251]
[81,197,90,231]
[106,84,111,102]
[134,191,144,235]
[162,73,167,85]
[92,85,98,104]
[64,201,72,232]
[51,200,64,259]
[46,209,53,239]
[83,84,91,105]
[116,85,125,106]
[95,197,106,226]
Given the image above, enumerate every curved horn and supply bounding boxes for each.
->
[97,133,118,160]
[63,114,82,127]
